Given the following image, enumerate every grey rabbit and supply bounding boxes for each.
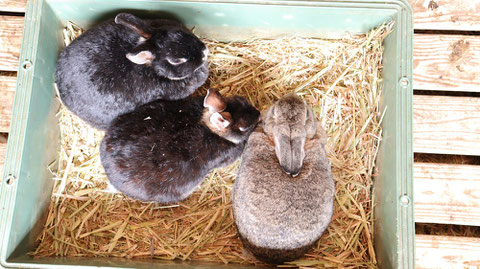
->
[100,89,260,204]
[56,13,209,130]
[232,93,335,264]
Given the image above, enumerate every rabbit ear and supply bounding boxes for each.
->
[204,89,227,112]
[262,104,276,135]
[126,42,156,65]
[273,131,293,176]
[274,128,306,177]
[126,50,155,65]
[305,104,316,139]
[210,112,232,130]
[115,13,152,39]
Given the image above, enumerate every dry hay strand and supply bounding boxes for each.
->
[32,21,393,268]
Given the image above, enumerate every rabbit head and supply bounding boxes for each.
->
[115,13,208,80]
[202,89,260,144]
[264,93,316,177]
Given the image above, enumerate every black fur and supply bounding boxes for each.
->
[100,95,260,204]
[56,13,208,130]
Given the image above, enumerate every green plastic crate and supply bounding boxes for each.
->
[0,0,413,268]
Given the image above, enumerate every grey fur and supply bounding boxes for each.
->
[263,93,316,176]
[232,94,334,264]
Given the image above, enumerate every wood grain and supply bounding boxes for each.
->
[0,73,15,133]
[414,162,480,225]
[1,18,479,92]
[414,34,480,92]
[416,235,480,269]
[1,0,479,31]
[0,16,24,72]
[0,136,6,177]
[413,95,480,155]
[0,0,27,13]
[410,0,480,31]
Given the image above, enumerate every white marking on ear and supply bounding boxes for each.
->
[138,36,147,44]
[126,51,155,65]
[167,57,187,66]
[204,89,212,110]
[210,112,230,129]
[203,89,226,112]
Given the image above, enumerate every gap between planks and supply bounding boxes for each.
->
[416,234,480,269]
[414,162,480,226]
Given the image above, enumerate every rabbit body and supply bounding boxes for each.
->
[100,90,260,204]
[232,94,334,263]
[56,13,209,130]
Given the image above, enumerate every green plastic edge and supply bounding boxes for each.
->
[0,0,44,265]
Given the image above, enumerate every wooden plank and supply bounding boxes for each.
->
[0,0,27,13]
[0,16,24,72]
[0,136,6,177]
[414,162,480,225]
[416,235,480,269]
[0,73,15,133]
[414,34,480,92]
[410,0,480,31]
[1,0,480,31]
[0,23,478,92]
[413,95,480,155]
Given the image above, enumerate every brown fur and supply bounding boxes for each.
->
[237,231,318,264]
[232,94,334,264]
[263,93,316,176]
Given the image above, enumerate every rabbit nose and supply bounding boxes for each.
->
[291,169,301,178]
[202,48,209,61]
[280,164,301,177]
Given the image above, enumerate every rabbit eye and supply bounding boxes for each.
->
[239,126,249,132]
[167,57,187,65]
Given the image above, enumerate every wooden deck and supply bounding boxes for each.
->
[0,0,479,267]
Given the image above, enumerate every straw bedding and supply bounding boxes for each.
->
[32,21,392,268]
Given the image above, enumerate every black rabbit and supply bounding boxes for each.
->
[100,89,260,204]
[56,13,209,130]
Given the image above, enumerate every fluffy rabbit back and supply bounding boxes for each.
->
[56,13,209,130]
[232,95,334,264]
[100,89,260,204]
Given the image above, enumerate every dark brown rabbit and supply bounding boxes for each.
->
[232,93,334,264]
[56,13,209,130]
[100,89,260,204]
